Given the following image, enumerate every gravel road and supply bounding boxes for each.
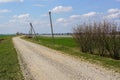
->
[13,37,120,80]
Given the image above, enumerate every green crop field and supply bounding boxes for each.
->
[24,36,120,73]
[0,35,23,80]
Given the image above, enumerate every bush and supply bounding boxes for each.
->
[73,21,120,60]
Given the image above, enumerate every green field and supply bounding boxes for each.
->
[24,36,120,73]
[0,35,23,80]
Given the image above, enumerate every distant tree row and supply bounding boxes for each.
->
[42,33,73,35]
[73,21,120,60]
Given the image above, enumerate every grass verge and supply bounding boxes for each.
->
[23,36,120,73]
[0,35,24,80]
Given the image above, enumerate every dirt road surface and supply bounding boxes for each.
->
[13,37,120,80]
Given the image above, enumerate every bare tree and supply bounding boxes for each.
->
[73,21,120,60]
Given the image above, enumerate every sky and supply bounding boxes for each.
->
[0,0,120,34]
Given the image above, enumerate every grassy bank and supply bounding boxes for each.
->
[0,35,23,80]
[23,36,120,73]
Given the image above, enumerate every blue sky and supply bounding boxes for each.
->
[0,0,120,34]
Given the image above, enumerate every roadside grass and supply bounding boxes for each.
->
[0,35,23,80]
[23,36,120,73]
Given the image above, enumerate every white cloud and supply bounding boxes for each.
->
[33,4,45,7]
[57,18,67,23]
[105,13,120,19]
[1,8,120,34]
[0,0,23,3]
[70,12,97,20]
[108,8,120,13]
[51,6,72,13]
[82,12,97,17]
[1,14,52,34]
[13,13,30,19]
[56,11,101,27]
[56,17,72,27]
[105,8,120,19]
[10,13,30,23]
[0,9,11,13]
[70,15,81,19]
[56,9,120,28]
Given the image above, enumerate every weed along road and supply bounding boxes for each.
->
[13,37,120,80]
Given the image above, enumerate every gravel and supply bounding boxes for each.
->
[13,37,120,80]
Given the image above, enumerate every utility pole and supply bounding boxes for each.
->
[29,23,33,35]
[29,23,37,40]
[49,11,55,43]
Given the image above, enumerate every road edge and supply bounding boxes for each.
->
[13,38,34,80]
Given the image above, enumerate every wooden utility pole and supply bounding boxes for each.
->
[29,23,33,36]
[29,23,37,40]
[49,11,55,43]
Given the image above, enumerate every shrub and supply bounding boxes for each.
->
[73,21,120,60]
